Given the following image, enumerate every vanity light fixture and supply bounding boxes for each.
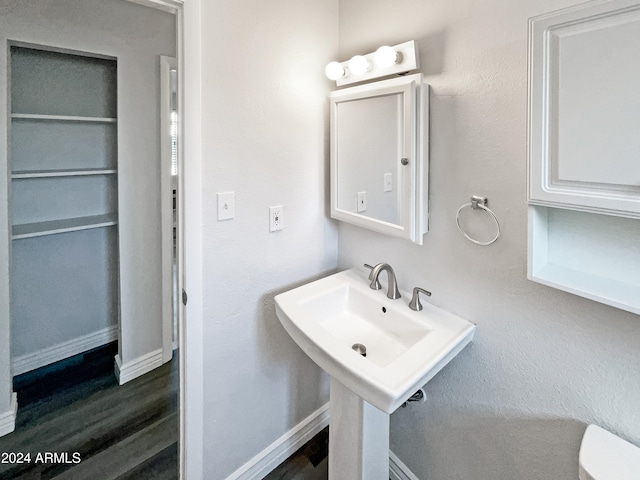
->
[325,40,419,87]
[374,45,402,68]
[325,61,348,81]
[348,55,371,75]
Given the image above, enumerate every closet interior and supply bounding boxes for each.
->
[9,45,119,375]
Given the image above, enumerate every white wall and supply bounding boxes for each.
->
[0,0,175,424]
[184,0,339,477]
[337,0,640,478]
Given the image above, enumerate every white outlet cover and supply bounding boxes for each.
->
[270,205,283,232]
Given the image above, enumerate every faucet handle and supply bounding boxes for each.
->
[363,264,381,290]
[409,287,432,311]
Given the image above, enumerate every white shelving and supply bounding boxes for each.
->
[531,264,640,315]
[11,113,117,123]
[12,168,117,179]
[9,47,119,236]
[9,45,119,373]
[12,214,118,240]
[528,206,640,315]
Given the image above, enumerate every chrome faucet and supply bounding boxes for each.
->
[364,263,401,300]
[408,287,432,311]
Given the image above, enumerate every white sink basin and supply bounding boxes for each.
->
[275,268,476,413]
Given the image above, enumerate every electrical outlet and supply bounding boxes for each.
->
[357,192,367,212]
[269,206,283,232]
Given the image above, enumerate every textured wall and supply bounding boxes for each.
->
[337,0,640,478]
[186,0,339,477]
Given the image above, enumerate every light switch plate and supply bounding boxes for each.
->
[218,192,235,220]
[357,192,367,212]
[384,173,393,192]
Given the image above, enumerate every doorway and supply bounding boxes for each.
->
[0,2,182,477]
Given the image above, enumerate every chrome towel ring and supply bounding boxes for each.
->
[456,195,500,246]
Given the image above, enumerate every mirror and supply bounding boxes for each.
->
[330,74,429,244]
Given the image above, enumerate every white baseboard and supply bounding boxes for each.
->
[226,403,330,480]
[115,348,164,385]
[12,326,118,376]
[220,401,419,480]
[390,449,420,480]
[0,393,18,438]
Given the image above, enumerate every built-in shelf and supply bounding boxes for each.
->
[12,213,118,240]
[11,113,117,123]
[528,206,640,316]
[531,263,640,315]
[9,45,119,373]
[12,168,117,179]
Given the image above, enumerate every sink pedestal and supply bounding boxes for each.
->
[275,269,476,477]
[329,378,390,479]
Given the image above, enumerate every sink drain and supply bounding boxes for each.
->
[352,343,367,357]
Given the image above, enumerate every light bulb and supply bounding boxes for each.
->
[325,61,346,80]
[348,55,371,76]
[374,46,402,68]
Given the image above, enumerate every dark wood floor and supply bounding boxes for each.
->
[264,427,329,480]
[0,343,178,480]
[0,342,336,479]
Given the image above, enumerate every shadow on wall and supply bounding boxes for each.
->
[417,30,448,77]
[256,269,338,426]
[392,410,586,480]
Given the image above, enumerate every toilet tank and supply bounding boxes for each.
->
[579,425,640,480]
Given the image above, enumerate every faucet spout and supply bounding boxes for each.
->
[367,263,401,300]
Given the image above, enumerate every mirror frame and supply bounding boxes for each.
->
[329,73,429,244]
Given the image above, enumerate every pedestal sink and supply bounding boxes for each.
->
[275,268,476,479]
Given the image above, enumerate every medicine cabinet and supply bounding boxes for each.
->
[528,0,640,217]
[330,73,429,244]
[527,0,640,315]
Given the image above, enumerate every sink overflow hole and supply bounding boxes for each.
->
[352,343,367,357]
[381,307,386,313]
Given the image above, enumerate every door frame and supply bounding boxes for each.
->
[133,2,188,478]
[128,2,192,478]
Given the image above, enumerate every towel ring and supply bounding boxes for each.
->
[456,196,500,246]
